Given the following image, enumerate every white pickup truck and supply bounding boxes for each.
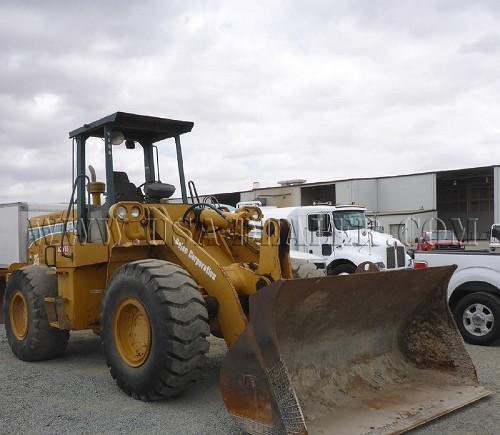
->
[414,224,500,345]
[259,204,412,275]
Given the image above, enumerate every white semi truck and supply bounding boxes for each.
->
[259,204,412,275]
[414,223,500,345]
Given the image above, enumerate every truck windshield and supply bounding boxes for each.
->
[333,211,367,230]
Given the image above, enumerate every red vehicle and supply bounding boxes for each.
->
[416,230,465,251]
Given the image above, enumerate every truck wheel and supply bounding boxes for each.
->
[291,259,325,279]
[4,266,69,361]
[101,259,210,401]
[453,292,500,345]
[328,263,357,275]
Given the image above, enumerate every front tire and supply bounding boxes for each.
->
[101,259,210,401]
[4,266,69,361]
[328,263,357,276]
[453,292,500,345]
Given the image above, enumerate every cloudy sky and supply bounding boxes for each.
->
[2,0,500,203]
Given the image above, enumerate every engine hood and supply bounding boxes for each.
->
[342,229,403,247]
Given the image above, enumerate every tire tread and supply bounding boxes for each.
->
[102,260,210,401]
[4,265,69,361]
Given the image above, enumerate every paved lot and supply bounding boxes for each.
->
[0,329,499,435]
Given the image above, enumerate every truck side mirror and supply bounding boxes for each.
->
[492,226,500,241]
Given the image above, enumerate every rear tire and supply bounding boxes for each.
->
[4,266,69,361]
[101,259,210,401]
[453,292,500,345]
[328,263,357,276]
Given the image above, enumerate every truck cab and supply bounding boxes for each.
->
[260,205,412,275]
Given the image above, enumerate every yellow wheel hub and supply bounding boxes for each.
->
[10,291,28,340]
[114,297,151,367]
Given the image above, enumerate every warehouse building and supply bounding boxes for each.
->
[210,165,500,246]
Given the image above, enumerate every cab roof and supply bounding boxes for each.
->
[69,112,194,143]
[260,205,366,220]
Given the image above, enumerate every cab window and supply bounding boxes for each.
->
[308,214,332,236]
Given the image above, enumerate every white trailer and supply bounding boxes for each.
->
[0,202,65,268]
[259,204,412,275]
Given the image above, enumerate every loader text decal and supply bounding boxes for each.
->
[173,236,217,281]
[28,221,76,246]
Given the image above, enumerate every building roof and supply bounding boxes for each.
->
[243,164,498,193]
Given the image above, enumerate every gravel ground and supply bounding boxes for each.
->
[0,329,499,435]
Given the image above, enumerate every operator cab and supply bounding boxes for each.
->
[69,112,193,240]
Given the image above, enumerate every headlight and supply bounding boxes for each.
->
[130,206,141,219]
[375,261,386,270]
[116,206,127,220]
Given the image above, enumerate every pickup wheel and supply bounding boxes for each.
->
[453,292,500,345]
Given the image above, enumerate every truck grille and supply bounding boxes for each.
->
[386,246,406,269]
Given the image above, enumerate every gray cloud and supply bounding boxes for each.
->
[1,0,500,203]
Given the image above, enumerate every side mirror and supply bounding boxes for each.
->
[414,237,419,243]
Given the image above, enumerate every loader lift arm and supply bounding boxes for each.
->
[146,204,293,345]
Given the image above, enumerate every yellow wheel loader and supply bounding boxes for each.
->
[2,112,489,434]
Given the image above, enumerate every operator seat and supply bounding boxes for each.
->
[113,171,143,202]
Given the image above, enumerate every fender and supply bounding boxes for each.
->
[326,246,385,268]
[448,266,500,300]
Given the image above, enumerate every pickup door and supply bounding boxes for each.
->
[414,250,500,345]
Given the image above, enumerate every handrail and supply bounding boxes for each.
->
[188,180,200,204]
[60,175,91,259]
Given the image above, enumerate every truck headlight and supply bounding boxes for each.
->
[116,206,127,220]
[375,262,386,270]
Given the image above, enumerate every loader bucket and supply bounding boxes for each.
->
[220,266,490,435]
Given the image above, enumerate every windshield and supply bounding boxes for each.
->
[428,231,456,240]
[333,210,367,231]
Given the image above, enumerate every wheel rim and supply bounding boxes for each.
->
[10,291,28,340]
[463,303,494,337]
[114,297,151,367]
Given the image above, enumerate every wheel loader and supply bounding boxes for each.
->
[3,112,489,434]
